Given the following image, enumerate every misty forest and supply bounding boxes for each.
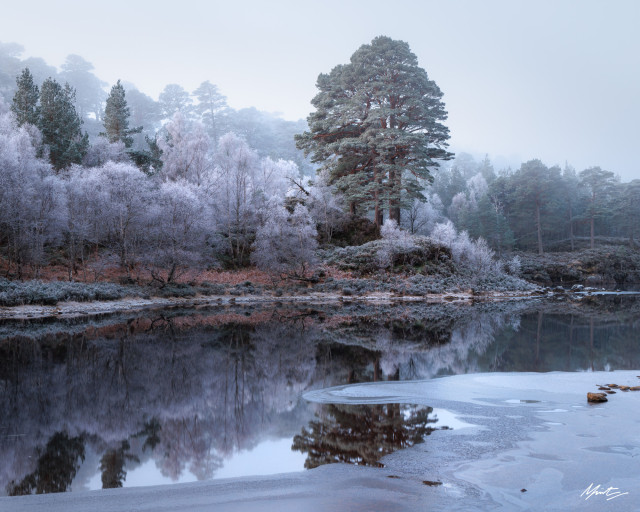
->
[1,36,639,297]
[3,25,640,511]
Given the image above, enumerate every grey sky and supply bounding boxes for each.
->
[2,0,639,179]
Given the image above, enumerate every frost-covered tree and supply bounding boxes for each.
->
[306,169,346,243]
[86,162,153,274]
[38,78,88,170]
[251,204,318,277]
[64,167,105,279]
[402,191,444,235]
[252,156,298,219]
[158,112,211,185]
[0,105,66,277]
[212,133,259,266]
[297,36,453,227]
[143,180,211,283]
[376,219,415,269]
[82,138,130,167]
[429,221,497,276]
[11,68,39,126]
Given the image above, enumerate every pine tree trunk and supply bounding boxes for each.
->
[590,217,595,249]
[374,168,382,229]
[536,201,544,255]
[569,204,575,251]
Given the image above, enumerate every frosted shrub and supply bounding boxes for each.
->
[430,222,498,275]
[506,255,522,276]
[82,139,130,167]
[377,219,414,269]
[430,221,458,248]
[251,204,318,277]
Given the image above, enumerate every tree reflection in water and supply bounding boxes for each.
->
[6,432,85,495]
[292,404,438,469]
[100,440,139,489]
[2,297,640,495]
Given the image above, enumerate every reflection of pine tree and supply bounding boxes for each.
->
[99,440,139,489]
[136,417,162,452]
[6,432,85,495]
[292,404,437,469]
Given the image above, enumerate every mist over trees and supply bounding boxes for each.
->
[0,37,639,284]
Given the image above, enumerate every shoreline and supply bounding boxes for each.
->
[0,290,548,320]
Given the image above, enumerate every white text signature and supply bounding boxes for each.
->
[580,483,629,501]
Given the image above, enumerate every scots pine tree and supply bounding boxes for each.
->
[39,78,88,170]
[579,166,618,249]
[103,80,141,148]
[11,68,39,126]
[296,36,453,227]
[193,80,227,145]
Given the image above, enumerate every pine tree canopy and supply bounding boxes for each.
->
[39,77,88,170]
[103,79,141,148]
[296,36,453,226]
[11,68,40,126]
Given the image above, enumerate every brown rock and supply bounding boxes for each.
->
[619,385,630,390]
[606,384,619,388]
[598,386,611,390]
[587,392,608,403]
[630,386,640,391]
[606,390,616,394]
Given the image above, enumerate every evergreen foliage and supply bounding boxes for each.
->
[102,80,141,148]
[11,68,39,126]
[193,80,227,145]
[296,36,453,227]
[38,78,88,170]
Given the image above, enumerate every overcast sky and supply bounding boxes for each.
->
[2,0,639,179]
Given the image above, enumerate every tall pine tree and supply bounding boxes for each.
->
[11,68,39,126]
[296,36,453,227]
[39,77,88,170]
[102,80,141,148]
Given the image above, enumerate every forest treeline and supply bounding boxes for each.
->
[428,154,640,256]
[0,39,638,285]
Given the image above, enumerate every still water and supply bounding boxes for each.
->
[1,295,639,496]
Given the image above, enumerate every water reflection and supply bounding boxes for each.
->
[1,295,640,495]
[7,432,85,495]
[292,404,438,469]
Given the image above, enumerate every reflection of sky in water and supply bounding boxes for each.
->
[430,408,475,430]
[85,438,307,490]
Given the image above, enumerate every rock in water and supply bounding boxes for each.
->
[587,392,608,403]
